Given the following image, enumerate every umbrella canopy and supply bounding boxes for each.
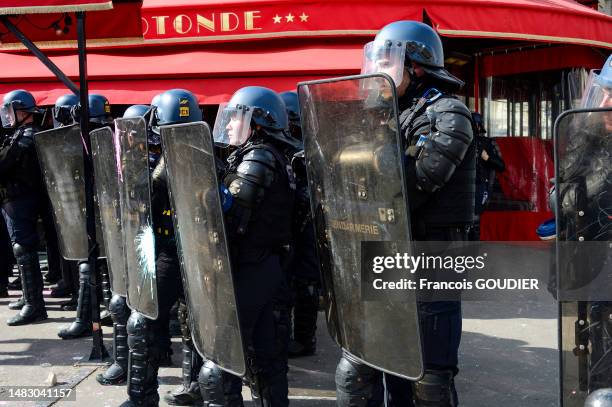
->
[140,0,612,49]
[0,0,142,49]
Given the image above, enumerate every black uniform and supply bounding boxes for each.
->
[199,137,295,407]
[0,124,47,326]
[336,87,475,407]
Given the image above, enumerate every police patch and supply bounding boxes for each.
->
[179,98,189,117]
[104,102,111,113]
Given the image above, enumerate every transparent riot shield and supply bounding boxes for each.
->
[555,108,612,406]
[115,117,158,319]
[161,122,245,376]
[35,124,106,260]
[298,73,423,379]
[91,126,127,297]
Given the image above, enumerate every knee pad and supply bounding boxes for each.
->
[109,295,129,320]
[78,261,92,278]
[127,312,149,346]
[335,355,379,396]
[12,242,31,260]
[413,369,457,407]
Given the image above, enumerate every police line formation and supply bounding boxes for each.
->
[0,20,610,407]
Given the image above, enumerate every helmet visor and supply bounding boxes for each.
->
[361,40,407,87]
[0,103,16,128]
[213,103,253,147]
[581,69,612,109]
[52,105,74,128]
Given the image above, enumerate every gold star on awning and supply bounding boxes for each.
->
[272,14,282,24]
[285,13,294,23]
[299,13,309,22]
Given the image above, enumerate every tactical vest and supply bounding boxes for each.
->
[401,90,476,228]
[0,125,43,203]
[223,140,295,253]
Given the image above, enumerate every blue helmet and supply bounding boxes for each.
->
[213,86,288,147]
[53,93,79,128]
[279,91,300,124]
[155,89,202,126]
[123,104,151,119]
[1,89,40,128]
[364,21,463,88]
[87,94,112,124]
[150,93,162,108]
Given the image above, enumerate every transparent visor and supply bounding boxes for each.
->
[0,103,16,128]
[580,70,612,109]
[52,105,74,127]
[212,103,253,147]
[361,40,407,87]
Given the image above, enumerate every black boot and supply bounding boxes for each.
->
[120,311,160,407]
[288,279,319,357]
[7,244,47,326]
[60,293,78,311]
[50,278,73,298]
[164,343,202,405]
[97,294,130,385]
[58,262,92,339]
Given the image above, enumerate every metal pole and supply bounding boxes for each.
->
[76,11,108,362]
[0,16,79,96]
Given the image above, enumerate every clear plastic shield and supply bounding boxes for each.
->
[298,74,423,379]
[91,126,127,297]
[34,124,106,260]
[555,108,612,406]
[161,122,246,376]
[115,117,158,319]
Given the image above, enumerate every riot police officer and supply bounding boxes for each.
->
[120,89,201,407]
[199,86,296,406]
[95,103,150,387]
[470,112,505,241]
[0,89,48,326]
[335,21,475,406]
[279,91,321,358]
[58,93,114,339]
[556,55,612,405]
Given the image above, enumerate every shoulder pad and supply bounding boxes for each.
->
[242,147,278,169]
[21,127,36,139]
[429,97,472,118]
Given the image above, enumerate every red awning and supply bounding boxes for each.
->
[0,1,142,49]
[139,0,612,49]
[0,43,363,104]
[0,0,112,14]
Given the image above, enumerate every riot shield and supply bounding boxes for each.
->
[298,74,423,379]
[555,108,612,406]
[161,122,245,376]
[115,117,158,319]
[35,124,106,260]
[91,126,127,297]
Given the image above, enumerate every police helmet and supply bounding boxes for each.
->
[213,86,288,147]
[123,104,151,119]
[155,89,202,126]
[87,94,113,124]
[53,93,79,127]
[584,388,612,407]
[1,89,40,128]
[363,21,464,89]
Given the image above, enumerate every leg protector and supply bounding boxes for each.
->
[97,294,130,385]
[335,353,383,407]
[198,359,243,407]
[98,260,112,309]
[412,369,458,407]
[7,243,47,326]
[58,261,92,339]
[289,277,319,356]
[125,311,160,406]
[163,301,203,406]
